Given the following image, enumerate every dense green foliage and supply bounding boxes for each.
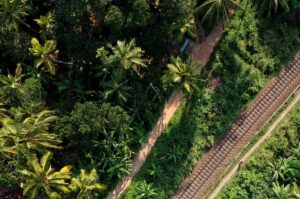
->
[218,101,300,198]
[0,0,201,197]
[123,1,300,198]
[56,102,133,184]
[0,0,299,197]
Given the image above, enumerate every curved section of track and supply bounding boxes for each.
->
[173,52,300,199]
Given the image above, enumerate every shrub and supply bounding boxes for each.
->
[21,78,45,113]
[55,102,133,183]
[0,86,21,107]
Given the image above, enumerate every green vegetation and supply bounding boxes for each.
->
[0,0,299,198]
[0,0,201,197]
[20,152,72,198]
[162,56,201,94]
[218,101,300,198]
[123,0,300,198]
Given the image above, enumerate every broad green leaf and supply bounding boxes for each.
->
[41,151,52,170]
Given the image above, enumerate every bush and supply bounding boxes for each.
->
[21,78,45,113]
[0,160,19,189]
[0,86,21,107]
[55,102,133,184]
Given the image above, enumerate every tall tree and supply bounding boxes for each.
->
[111,39,148,77]
[195,0,240,25]
[162,56,201,94]
[96,39,148,77]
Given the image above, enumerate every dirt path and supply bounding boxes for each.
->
[207,90,300,199]
[106,24,224,199]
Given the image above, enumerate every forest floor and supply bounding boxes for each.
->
[207,90,300,199]
[106,24,224,199]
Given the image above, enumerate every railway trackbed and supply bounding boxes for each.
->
[173,52,300,199]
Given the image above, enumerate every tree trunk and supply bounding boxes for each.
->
[194,15,205,44]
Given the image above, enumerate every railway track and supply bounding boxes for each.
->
[173,52,300,199]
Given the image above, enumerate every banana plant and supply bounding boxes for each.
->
[29,37,58,75]
[70,169,106,199]
[34,12,55,40]
[0,109,62,158]
[269,158,290,182]
[272,182,293,198]
[0,64,24,89]
[0,0,28,33]
[20,152,72,199]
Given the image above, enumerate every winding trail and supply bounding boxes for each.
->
[106,24,224,199]
[207,90,300,199]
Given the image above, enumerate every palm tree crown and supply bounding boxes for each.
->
[162,56,200,94]
[112,39,147,76]
[195,0,240,24]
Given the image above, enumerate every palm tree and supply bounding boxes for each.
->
[252,0,289,17]
[101,70,132,105]
[29,37,58,75]
[111,39,147,77]
[162,56,201,94]
[0,109,62,158]
[70,169,106,199]
[20,152,72,199]
[177,15,197,42]
[0,0,28,33]
[195,0,240,25]
[34,12,56,40]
